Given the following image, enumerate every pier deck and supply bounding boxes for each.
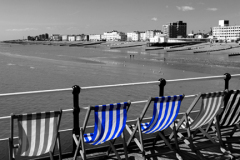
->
[66,131,240,160]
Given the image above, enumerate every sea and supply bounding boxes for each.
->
[0,42,240,157]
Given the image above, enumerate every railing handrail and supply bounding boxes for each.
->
[0,94,196,120]
[0,74,239,97]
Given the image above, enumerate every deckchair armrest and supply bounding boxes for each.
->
[13,144,19,149]
[73,134,79,145]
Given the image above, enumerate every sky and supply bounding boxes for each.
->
[0,0,240,40]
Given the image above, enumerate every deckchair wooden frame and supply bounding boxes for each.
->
[126,95,185,160]
[73,101,131,160]
[170,91,233,160]
[8,110,62,160]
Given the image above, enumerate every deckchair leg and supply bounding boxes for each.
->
[107,139,116,156]
[199,127,216,143]
[184,114,206,160]
[121,132,129,160]
[214,116,234,159]
[49,152,54,160]
[109,141,122,160]
[57,133,62,160]
[126,123,141,148]
[158,131,183,160]
[173,122,186,160]
[8,138,13,160]
[136,118,146,160]
[126,120,144,152]
[173,121,180,151]
[73,129,86,160]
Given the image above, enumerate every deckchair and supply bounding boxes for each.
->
[73,101,131,160]
[171,91,233,160]
[8,110,62,160]
[211,90,240,154]
[126,95,185,160]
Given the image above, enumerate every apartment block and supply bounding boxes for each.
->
[212,20,240,41]
[162,21,187,38]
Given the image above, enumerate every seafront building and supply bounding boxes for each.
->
[76,34,89,41]
[212,20,240,42]
[145,30,162,40]
[149,34,168,43]
[162,21,187,38]
[50,34,62,41]
[103,30,127,41]
[89,34,102,41]
[62,35,68,41]
[127,31,140,41]
[139,32,146,41]
[68,35,76,41]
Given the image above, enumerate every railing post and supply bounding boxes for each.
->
[159,78,167,96]
[72,85,81,155]
[224,73,231,90]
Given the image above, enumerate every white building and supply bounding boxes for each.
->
[127,32,140,41]
[68,35,76,41]
[62,35,68,41]
[212,20,240,41]
[139,32,146,41]
[89,34,102,41]
[149,34,167,43]
[145,30,155,40]
[76,34,88,41]
[103,31,126,41]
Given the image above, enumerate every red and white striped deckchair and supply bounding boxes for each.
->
[171,91,231,160]
[8,110,62,160]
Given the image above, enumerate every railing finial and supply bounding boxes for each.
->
[159,78,167,96]
[224,73,231,90]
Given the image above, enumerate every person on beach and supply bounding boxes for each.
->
[130,55,132,59]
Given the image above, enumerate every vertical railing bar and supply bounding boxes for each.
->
[72,85,81,155]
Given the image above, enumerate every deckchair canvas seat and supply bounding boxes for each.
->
[8,110,62,160]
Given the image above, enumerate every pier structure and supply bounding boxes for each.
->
[0,73,240,159]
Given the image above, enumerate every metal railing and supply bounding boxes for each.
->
[0,73,239,158]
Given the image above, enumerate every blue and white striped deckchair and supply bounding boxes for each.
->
[171,91,233,160]
[8,110,62,160]
[73,101,131,160]
[126,95,185,160]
